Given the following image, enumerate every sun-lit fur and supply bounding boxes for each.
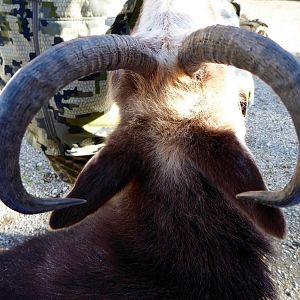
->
[0,1,286,299]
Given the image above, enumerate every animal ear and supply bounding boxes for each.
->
[219,141,286,239]
[223,149,286,239]
[230,197,286,239]
[50,139,139,229]
[192,129,286,239]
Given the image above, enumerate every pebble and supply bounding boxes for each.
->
[62,186,69,193]
[51,188,59,195]
[36,162,43,168]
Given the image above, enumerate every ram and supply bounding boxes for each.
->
[0,0,299,299]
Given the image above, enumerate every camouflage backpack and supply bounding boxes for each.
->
[0,0,142,182]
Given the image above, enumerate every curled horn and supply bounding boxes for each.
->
[0,35,157,214]
[179,25,300,207]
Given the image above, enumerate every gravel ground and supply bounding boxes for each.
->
[0,143,69,248]
[0,1,300,299]
[246,77,300,299]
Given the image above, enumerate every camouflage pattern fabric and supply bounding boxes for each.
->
[240,14,268,37]
[0,0,142,182]
[230,0,268,36]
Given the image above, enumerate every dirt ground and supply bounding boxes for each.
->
[242,0,300,54]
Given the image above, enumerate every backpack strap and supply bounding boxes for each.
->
[107,0,143,35]
[31,0,64,152]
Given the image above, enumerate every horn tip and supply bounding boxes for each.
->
[9,197,87,214]
[44,197,87,210]
[236,190,295,207]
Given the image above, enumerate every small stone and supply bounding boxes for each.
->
[62,186,69,193]
[285,291,292,298]
[292,241,300,247]
[51,189,58,195]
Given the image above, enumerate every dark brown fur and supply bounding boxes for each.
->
[0,11,286,296]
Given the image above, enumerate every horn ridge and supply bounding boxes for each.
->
[0,34,157,213]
